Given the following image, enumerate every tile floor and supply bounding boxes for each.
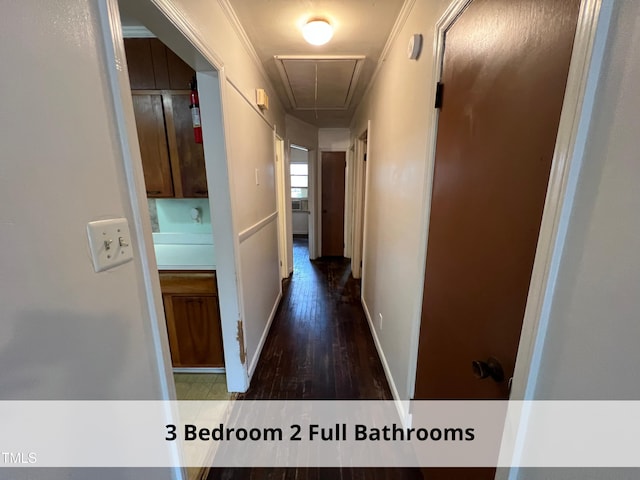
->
[173,373,231,400]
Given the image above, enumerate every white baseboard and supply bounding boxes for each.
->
[361,296,411,425]
[248,291,282,378]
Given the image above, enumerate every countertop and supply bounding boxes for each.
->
[152,233,216,270]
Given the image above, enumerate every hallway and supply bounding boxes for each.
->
[240,236,391,400]
[208,237,422,479]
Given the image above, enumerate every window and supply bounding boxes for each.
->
[291,163,308,200]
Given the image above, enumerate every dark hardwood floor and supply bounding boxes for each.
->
[207,237,421,480]
[239,237,390,400]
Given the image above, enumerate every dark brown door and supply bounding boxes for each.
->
[321,151,346,257]
[415,0,580,477]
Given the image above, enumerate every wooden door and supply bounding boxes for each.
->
[415,0,580,477]
[321,152,346,257]
[131,93,174,197]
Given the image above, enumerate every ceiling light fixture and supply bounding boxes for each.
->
[302,19,333,46]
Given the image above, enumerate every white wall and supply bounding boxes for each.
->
[287,115,319,150]
[319,128,351,151]
[350,0,450,400]
[226,85,282,373]
[292,213,309,235]
[517,1,640,477]
[0,1,174,478]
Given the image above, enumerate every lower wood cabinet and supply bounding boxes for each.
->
[159,271,224,368]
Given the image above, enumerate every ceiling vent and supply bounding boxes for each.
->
[274,55,366,111]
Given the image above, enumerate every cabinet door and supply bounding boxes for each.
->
[123,39,170,89]
[131,94,173,197]
[164,93,208,197]
[166,48,195,90]
[163,294,224,368]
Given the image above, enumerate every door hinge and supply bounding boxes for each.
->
[435,82,444,109]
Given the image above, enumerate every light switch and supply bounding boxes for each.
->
[87,218,133,272]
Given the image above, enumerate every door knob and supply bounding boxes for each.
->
[472,357,505,382]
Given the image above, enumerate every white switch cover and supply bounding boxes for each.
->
[87,218,133,272]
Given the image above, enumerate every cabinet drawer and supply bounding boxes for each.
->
[159,271,217,295]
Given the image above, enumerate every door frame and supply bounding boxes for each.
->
[274,134,290,278]
[351,126,370,279]
[413,0,614,474]
[100,0,251,401]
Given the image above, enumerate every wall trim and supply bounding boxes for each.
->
[511,0,614,400]
[150,0,279,127]
[99,1,186,478]
[101,0,175,401]
[149,0,225,69]
[503,1,614,478]
[217,0,281,104]
[358,0,417,113]
[238,211,278,243]
[247,290,283,378]
[406,0,472,403]
[361,297,409,425]
[226,78,275,130]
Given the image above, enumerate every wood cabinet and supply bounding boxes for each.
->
[124,38,193,90]
[125,39,208,198]
[131,94,174,197]
[160,271,224,368]
[164,93,208,197]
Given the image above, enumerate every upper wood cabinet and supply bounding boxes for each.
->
[131,94,174,197]
[125,38,208,198]
[166,94,208,197]
[124,38,193,90]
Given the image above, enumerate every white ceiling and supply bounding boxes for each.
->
[227,0,406,127]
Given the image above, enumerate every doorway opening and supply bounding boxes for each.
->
[291,144,311,263]
[350,129,368,279]
[104,0,248,403]
[118,21,231,399]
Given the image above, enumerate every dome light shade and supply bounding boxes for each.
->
[302,19,333,46]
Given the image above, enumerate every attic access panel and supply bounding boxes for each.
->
[275,55,366,111]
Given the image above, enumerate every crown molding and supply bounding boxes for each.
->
[217,0,280,98]
[357,0,417,113]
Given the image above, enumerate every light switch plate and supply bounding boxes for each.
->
[87,218,133,272]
